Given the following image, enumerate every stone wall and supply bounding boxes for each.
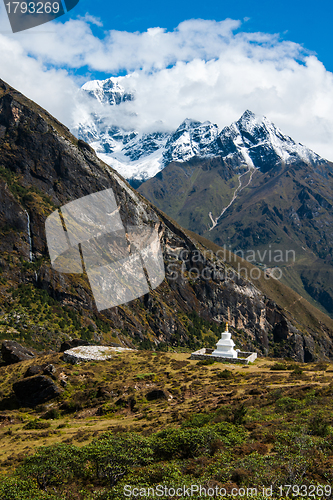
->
[190,348,257,365]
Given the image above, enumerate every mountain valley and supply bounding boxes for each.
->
[0,79,333,363]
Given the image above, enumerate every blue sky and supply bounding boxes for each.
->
[68,0,333,75]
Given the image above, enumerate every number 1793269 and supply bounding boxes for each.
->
[278,484,332,497]
[5,2,60,14]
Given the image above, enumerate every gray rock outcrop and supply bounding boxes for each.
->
[1,340,35,365]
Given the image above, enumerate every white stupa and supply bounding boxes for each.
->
[212,322,238,358]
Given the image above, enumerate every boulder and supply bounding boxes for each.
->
[59,339,92,352]
[24,365,43,377]
[1,340,35,365]
[97,387,112,399]
[0,414,14,426]
[13,375,62,407]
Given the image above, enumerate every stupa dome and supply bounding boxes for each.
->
[211,322,238,359]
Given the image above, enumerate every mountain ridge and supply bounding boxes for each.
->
[74,77,333,319]
[75,77,330,185]
[0,78,333,361]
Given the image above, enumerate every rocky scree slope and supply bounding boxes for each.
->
[0,79,332,361]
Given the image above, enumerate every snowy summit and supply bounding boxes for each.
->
[73,77,327,185]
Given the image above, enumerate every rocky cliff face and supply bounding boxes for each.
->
[0,79,333,362]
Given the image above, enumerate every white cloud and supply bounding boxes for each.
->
[77,14,103,27]
[0,34,80,127]
[1,8,333,160]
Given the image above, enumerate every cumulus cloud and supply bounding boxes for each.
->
[1,7,333,160]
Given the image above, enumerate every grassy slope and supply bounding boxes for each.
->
[1,350,333,499]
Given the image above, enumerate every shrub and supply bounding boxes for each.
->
[59,400,82,414]
[96,403,116,416]
[153,423,246,460]
[290,365,303,377]
[0,477,63,499]
[43,409,60,420]
[85,433,153,486]
[24,419,51,430]
[214,422,247,446]
[275,397,303,413]
[231,404,247,425]
[231,467,252,485]
[153,427,219,459]
[136,373,155,380]
[217,369,234,379]
[270,362,287,371]
[308,414,330,437]
[197,359,215,366]
[18,444,83,490]
[182,413,211,428]
[230,453,272,486]
[125,462,183,487]
[268,388,283,401]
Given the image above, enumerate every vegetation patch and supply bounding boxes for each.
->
[1,353,333,498]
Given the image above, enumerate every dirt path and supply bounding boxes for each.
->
[209,166,256,230]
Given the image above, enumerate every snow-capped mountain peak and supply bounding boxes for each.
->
[74,79,327,184]
[82,77,134,106]
[163,119,219,164]
[218,110,324,173]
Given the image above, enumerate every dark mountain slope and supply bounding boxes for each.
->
[204,161,333,315]
[140,157,237,234]
[139,151,333,318]
[0,79,333,361]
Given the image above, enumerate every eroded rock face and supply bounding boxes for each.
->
[43,364,56,377]
[1,341,35,365]
[13,375,62,407]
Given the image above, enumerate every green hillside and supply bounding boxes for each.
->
[1,350,333,499]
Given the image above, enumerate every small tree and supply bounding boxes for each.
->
[0,477,64,500]
[85,433,153,486]
[18,444,83,491]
